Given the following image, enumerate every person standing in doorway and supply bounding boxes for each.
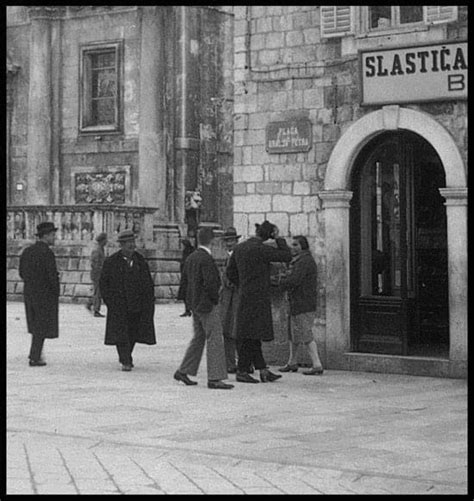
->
[218,227,241,374]
[227,220,292,383]
[174,226,233,389]
[19,222,60,366]
[86,232,108,317]
[276,235,324,375]
[99,229,156,371]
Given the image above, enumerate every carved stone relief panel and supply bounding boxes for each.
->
[73,165,131,204]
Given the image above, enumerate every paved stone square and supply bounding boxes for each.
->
[6,301,468,495]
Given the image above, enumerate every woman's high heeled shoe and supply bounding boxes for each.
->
[278,364,298,373]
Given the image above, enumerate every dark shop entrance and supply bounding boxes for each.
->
[350,130,449,358]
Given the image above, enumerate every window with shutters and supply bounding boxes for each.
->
[321,6,458,38]
[320,6,353,38]
[360,6,457,34]
[79,41,122,133]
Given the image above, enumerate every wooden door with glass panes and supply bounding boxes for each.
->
[350,132,416,355]
[350,131,449,356]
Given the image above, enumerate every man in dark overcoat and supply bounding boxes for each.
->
[226,220,292,383]
[19,221,60,366]
[99,229,156,371]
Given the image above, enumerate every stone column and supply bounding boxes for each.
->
[26,7,53,204]
[320,190,353,367]
[439,187,467,361]
[7,58,20,205]
[138,7,167,215]
[174,5,201,224]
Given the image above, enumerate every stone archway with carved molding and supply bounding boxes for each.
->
[320,105,467,368]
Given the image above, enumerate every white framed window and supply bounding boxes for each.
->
[79,41,122,133]
[360,6,458,34]
[321,6,458,38]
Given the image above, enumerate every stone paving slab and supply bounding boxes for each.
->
[6,301,468,495]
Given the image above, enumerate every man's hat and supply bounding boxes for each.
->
[117,229,136,242]
[222,226,241,240]
[36,222,58,237]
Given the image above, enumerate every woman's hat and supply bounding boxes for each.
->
[222,227,241,240]
[117,229,136,242]
[36,222,58,237]
[95,232,108,242]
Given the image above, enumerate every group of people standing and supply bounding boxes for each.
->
[18,220,324,387]
[174,220,324,390]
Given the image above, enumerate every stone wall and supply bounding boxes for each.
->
[231,5,467,369]
[6,241,182,304]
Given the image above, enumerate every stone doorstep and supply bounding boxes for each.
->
[341,352,466,379]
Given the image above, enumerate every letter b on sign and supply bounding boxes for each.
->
[448,74,465,91]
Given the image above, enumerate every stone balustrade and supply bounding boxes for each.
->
[6,205,159,245]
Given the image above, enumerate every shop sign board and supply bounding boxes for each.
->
[360,40,467,105]
[266,118,312,154]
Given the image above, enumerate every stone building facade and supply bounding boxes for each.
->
[7,6,234,301]
[231,6,467,377]
[6,6,467,377]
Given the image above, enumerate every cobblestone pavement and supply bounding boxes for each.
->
[6,301,468,495]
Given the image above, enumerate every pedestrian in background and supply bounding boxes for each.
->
[275,235,324,375]
[99,229,156,371]
[174,226,234,389]
[177,236,195,317]
[86,232,108,317]
[227,220,292,383]
[218,227,241,373]
[19,222,60,366]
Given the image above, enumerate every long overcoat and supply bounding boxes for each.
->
[219,253,238,339]
[226,237,292,341]
[99,250,156,345]
[19,241,59,339]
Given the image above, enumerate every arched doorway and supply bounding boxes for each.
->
[320,106,467,374]
[349,130,448,357]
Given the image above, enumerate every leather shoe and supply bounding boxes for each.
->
[303,367,324,375]
[122,364,132,371]
[236,372,259,384]
[180,311,192,317]
[260,369,282,382]
[227,367,237,374]
[94,311,105,317]
[29,359,47,367]
[174,370,197,385]
[208,380,234,390]
[278,364,298,373]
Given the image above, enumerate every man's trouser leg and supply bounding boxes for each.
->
[29,335,45,361]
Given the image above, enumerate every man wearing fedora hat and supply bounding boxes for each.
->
[19,222,60,366]
[218,227,241,373]
[99,229,156,371]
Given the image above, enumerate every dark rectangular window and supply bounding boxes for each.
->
[80,42,121,133]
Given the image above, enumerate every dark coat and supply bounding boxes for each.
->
[179,247,221,314]
[279,250,318,315]
[90,242,106,283]
[100,250,156,345]
[226,237,292,341]
[19,241,59,339]
[177,243,195,303]
[219,253,238,339]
